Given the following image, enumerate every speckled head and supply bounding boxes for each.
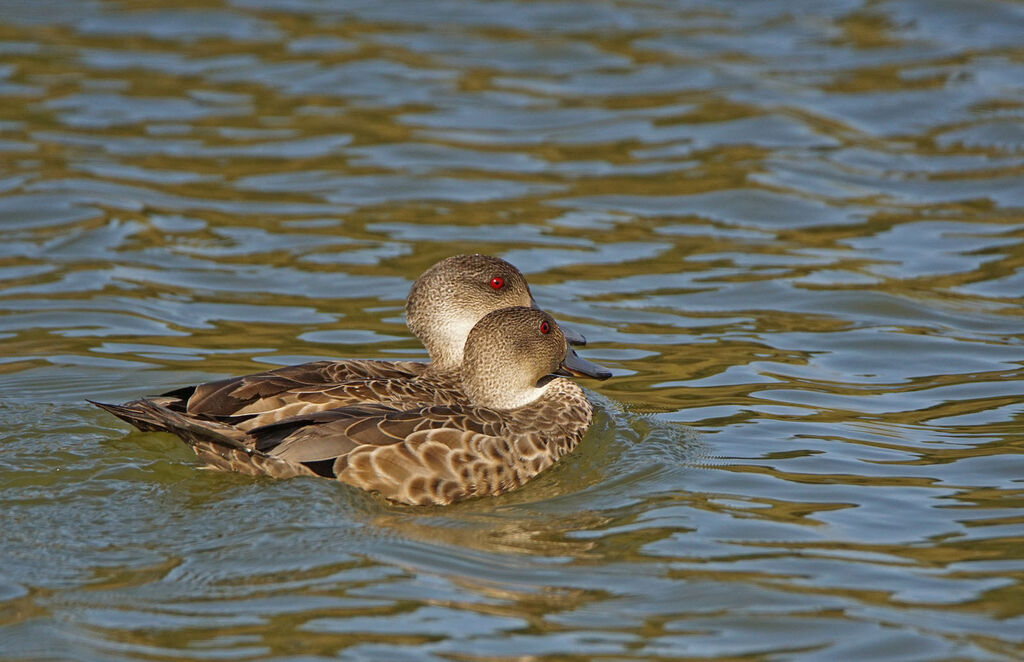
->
[405,255,535,371]
[461,306,569,410]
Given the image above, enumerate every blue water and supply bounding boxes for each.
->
[2,0,1024,659]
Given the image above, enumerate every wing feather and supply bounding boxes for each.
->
[173,360,430,417]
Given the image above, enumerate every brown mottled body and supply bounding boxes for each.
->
[93,376,592,506]
[92,307,608,506]
[267,378,591,505]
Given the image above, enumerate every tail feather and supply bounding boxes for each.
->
[89,399,315,479]
[88,399,249,449]
[89,399,174,433]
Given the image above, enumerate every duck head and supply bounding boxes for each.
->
[406,254,585,371]
[461,306,610,410]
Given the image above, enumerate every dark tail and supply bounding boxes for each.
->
[89,399,315,479]
[88,399,249,451]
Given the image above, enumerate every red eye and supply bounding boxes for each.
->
[540,321,550,334]
[489,276,504,289]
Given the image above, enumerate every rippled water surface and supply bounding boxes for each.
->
[2,0,1024,659]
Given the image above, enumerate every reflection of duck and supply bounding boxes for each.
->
[115,254,593,430]
[94,307,610,505]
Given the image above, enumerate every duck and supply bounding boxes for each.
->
[92,307,608,505]
[108,254,597,431]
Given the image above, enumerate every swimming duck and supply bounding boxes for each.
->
[123,254,595,430]
[93,307,608,505]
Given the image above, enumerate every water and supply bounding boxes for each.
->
[2,0,1023,659]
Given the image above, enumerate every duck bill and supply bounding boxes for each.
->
[529,295,587,346]
[560,324,588,347]
[556,348,612,381]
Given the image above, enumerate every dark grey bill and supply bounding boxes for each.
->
[556,348,612,381]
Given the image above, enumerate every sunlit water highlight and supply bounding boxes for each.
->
[2,0,1024,659]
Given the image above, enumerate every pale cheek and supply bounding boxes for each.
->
[506,383,551,409]
[445,316,479,354]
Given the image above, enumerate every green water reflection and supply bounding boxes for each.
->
[2,0,1024,659]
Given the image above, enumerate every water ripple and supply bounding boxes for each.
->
[2,0,1024,659]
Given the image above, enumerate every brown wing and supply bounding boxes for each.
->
[218,376,463,430]
[162,360,429,417]
[250,403,507,462]
[245,401,563,505]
